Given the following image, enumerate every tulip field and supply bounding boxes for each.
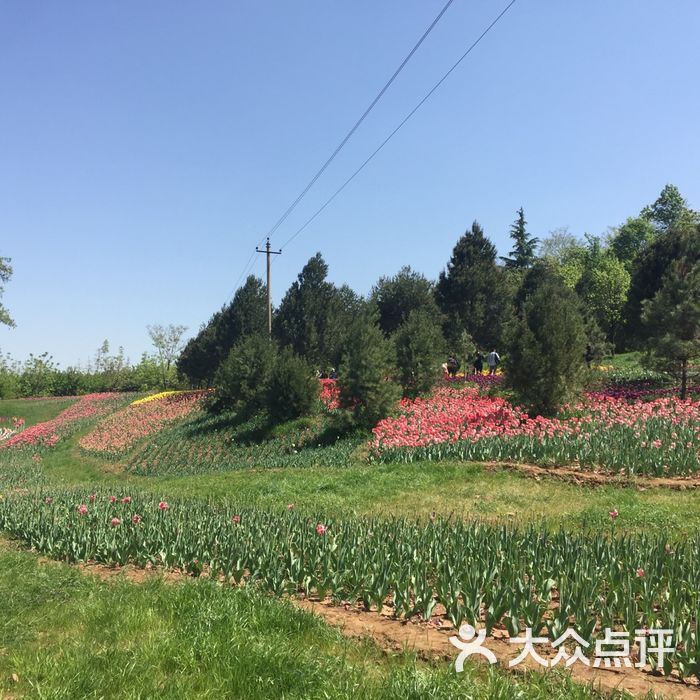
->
[78,390,207,457]
[371,386,700,476]
[1,371,700,697]
[0,489,698,681]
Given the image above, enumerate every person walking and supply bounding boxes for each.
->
[486,349,500,376]
[473,351,483,375]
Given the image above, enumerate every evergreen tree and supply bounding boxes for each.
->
[501,208,539,270]
[435,221,511,348]
[623,223,700,347]
[337,314,400,430]
[213,335,277,415]
[506,269,587,416]
[177,275,267,386]
[370,266,442,336]
[274,253,362,368]
[266,348,319,424]
[394,309,446,398]
[642,257,700,400]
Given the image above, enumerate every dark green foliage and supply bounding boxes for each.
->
[370,266,441,336]
[266,348,320,423]
[213,335,276,414]
[274,253,363,368]
[623,223,700,347]
[178,276,267,386]
[641,183,699,233]
[506,269,587,416]
[642,255,700,400]
[393,309,445,398]
[337,314,400,429]
[435,221,512,348]
[500,207,539,270]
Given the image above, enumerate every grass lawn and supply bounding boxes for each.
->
[0,542,640,700]
[33,442,700,536]
[0,397,76,429]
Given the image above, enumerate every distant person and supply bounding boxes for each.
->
[584,344,594,369]
[446,355,459,378]
[328,368,337,379]
[487,349,500,376]
[473,351,484,375]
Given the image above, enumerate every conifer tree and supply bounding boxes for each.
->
[337,314,400,429]
[506,269,587,416]
[394,309,446,398]
[435,221,511,348]
[642,257,700,400]
[501,208,539,270]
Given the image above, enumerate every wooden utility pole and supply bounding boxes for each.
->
[256,237,282,338]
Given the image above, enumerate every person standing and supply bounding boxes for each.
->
[486,349,500,376]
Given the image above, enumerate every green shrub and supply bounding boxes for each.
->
[337,314,400,430]
[214,335,276,415]
[266,349,319,424]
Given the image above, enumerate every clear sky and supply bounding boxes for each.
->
[2,1,699,367]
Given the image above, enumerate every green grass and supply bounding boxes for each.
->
[0,543,643,699]
[21,438,700,536]
[0,397,76,429]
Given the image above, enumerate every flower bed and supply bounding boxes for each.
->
[0,489,698,680]
[79,391,207,457]
[0,393,124,449]
[370,387,700,476]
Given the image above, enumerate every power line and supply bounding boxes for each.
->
[227,1,455,302]
[263,0,456,242]
[279,0,518,251]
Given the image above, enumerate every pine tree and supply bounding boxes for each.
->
[506,269,587,416]
[501,208,539,270]
[394,309,446,398]
[274,253,362,367]
[642,257,700,400]
[337,314,400,429]
[370,266,442,336]
[435,221,511,348]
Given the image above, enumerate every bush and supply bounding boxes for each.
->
[266,349,319,424]
[337,314,400,430]
[214,335,276,415]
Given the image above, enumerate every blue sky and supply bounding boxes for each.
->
[2,1,699,367]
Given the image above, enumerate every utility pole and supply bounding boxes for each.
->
[256,237,282,339]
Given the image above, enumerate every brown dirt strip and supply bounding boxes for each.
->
[476,461,700,491]
[42,552,700,700]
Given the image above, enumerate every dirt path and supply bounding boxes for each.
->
[476,461,700,491]
[293,597,700,700]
